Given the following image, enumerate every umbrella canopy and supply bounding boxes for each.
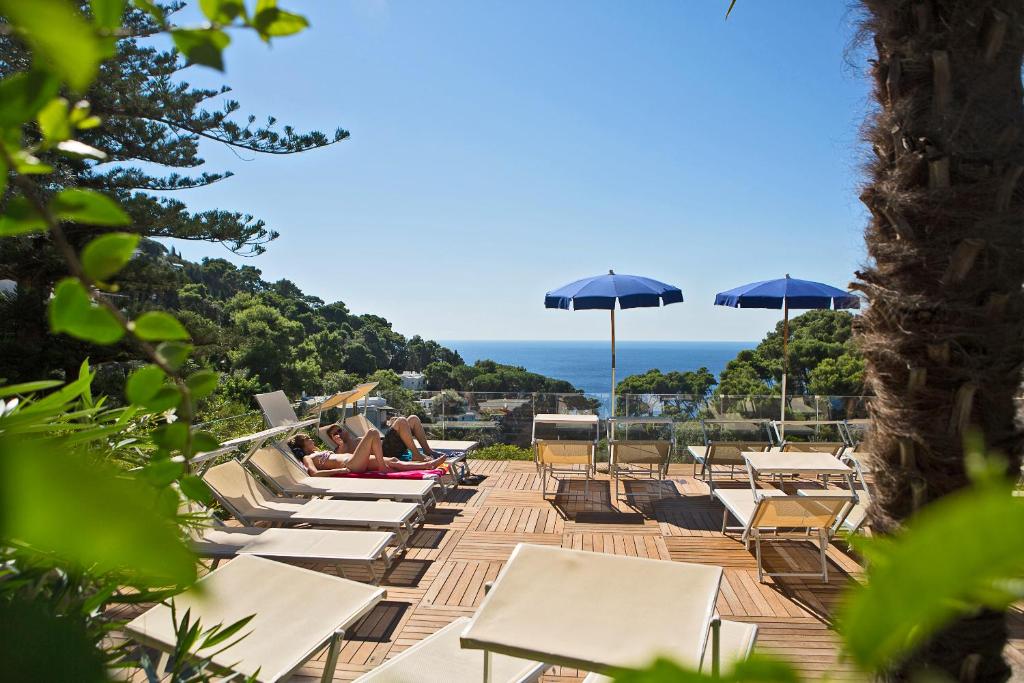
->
[545,272,683,311]
[714,276,859,310]
[714,275,859,438]
[545,271,683,419]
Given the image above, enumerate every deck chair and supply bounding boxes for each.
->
[781,441,845,457]
[582,618,758,680]
[255,390,305,426]
[696,442,771,499]
[534,440,594,498]
[715,488,853,582]
[202,460,421,551]
[352,617,548,683]
[192,525,396,584]
[608,440,672,503]
[249,446,439,510]
[125,555,384,683]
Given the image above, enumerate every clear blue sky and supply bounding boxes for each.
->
[161,1,871,342]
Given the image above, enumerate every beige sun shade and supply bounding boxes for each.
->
[460,544,722,673]
[125,555,384,682]
[533,413,599,424]
[193,527,393,563]
[249,447,435,502]
[202,460,419,527]
[315,382,380,412]
[354,617,547,683]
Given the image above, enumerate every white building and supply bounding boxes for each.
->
[399,371,426,390]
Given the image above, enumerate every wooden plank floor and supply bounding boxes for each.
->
[112,459,1024,681]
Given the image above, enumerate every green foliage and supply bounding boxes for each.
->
[81,232,139,282]
[471,443,534,460]
[611,654,800,682]
[49,278,125,344]
[716,310,863,397]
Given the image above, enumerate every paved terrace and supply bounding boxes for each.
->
[112,459,1024,680]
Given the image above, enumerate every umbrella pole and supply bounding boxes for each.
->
[780,300,789,441]
[610,308,617,424]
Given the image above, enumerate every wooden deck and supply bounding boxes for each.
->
[113,459,1024,680]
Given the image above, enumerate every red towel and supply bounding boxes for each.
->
[331,469,443,479]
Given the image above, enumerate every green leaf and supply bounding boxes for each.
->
[131,0,163,21]
[81,232,139,282]
[48,278,124,344]
[152,422,189,452]
[0,380,64,399]
[610,654,801,682]
[90,0,126,30]
[0,197,47,236]
[185,370,219,399]
[141,385,182,413]
[191,431,220,455]
[171,28,231,70]
[0,601,107,682]
[179,475,213,504]
[132,311,190,342]
[142,457,184,487]
[0,0,104,91]
[11,150,54,174]
[201,613,254,649]
[38,98,71,143]
[0,69,60,127]
[51,189,129,226]
[838,480,1024,669]
[252,5,309,39]
[156,342,193,371]
[199,0,245,23]
[125,365,165,404]
[0,434,197,586]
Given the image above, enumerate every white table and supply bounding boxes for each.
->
[460,543,723,678]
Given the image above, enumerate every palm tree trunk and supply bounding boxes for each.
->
[854,1,1024,680]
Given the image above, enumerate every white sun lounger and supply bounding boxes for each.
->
[581,618,758,680]
[694,442,771,498]
[203,460,422,551]
[353,617,548,683]
[192,525,396,584]
[248,446,439,510]
[125,555,384,683]
[715,487,853,582]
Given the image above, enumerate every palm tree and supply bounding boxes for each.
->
[853,1,1024,679]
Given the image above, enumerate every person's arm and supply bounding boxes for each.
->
[302,455,319,476]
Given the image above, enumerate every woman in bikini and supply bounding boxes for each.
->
[288,431,445,476]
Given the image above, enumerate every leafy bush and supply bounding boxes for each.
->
[471,444,534,460]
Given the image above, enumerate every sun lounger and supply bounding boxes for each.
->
[203,460,422,550]
[781,441,846,457]
[460,544,723,673]
[695,442,771,498]
[714,488,853,582]
[607,417,673,504]
[581,618,758,680]
[249,446,438,509]
[192,525,395,584]
[532,414,599,499]
[125,555,384,683]
[352,617,548,683]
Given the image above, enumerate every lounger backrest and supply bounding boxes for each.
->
[781,442,845,456]
[611,440,671,465]
[699,620,758,674]
[249,446,304,487]
[707,442,770,467]
[255,390,299,427]
[203,460,276,519]
[345,414,377,437]
[751,494,850,530]
[536,439,593,465]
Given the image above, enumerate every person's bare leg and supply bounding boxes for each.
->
[388,417,422,458]
[384,455,447,472]
[345,432,382,473]
[405,415,439,457]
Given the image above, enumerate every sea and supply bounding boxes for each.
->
[440,340,754,395]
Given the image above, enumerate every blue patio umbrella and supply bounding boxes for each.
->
[714,274,859,437]
[545,270,684,416]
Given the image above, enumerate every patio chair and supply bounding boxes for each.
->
[202,460,422,551]
[125,555,384,683]
[582,618,758,680]
[781,441,846,457]
[696,442,771,499]
[608,441,672,501]
[535,440,595,498]
[715,488,853,582]
[255,389,306,426]
[192,525,396,584]
[352,617,548,683]
[249,446,439,509]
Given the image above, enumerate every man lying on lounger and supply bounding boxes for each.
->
[288,432,445,477]
[328,415,440,461]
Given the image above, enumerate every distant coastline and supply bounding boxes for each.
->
[441,340,755,395]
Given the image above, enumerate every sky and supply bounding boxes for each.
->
[157,1,873,342]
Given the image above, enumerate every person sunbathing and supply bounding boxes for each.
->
[326,415,440,462]
[288,432,444,476]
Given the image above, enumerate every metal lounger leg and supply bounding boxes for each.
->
[819,528,829,583]
[320,629,345,683]
[482,649,492,683]
[710,616,721,679]
[755,534,764,583]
